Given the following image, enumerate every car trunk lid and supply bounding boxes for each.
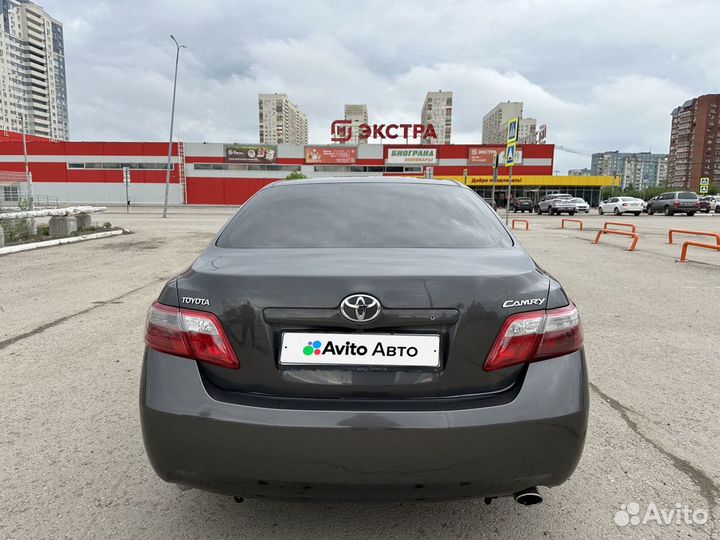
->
[175,246,550,399]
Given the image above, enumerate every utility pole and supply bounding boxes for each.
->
[490,152,498,202]
[20,112,36,235]
[504,118,519,227]
[162,35,186,218]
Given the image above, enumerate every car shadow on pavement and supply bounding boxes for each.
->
[168,488,546,540]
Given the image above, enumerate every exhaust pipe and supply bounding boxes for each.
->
[513,487,543,506]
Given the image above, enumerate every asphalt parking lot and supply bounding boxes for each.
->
[1,207,719,539]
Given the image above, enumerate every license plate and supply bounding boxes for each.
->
[280,332,440,368]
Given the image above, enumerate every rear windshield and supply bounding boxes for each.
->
[619,197,637,201]
[217,182,513,249]
[678,192,698,199]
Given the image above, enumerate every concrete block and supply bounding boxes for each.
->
[49,215,77,238]
[76,213,92,230]
[0,224,4,247]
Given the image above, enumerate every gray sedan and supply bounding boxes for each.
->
[140,177,589,504]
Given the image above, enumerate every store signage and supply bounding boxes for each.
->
[305,146,357,164]
[331,120,437,143]
[468,148,498,166]
[386,148,437,164]
[224,144,277,163]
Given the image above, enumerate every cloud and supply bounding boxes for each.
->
[41,0,719,173]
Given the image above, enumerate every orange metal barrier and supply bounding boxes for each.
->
[679,241,720,262]
[561,218,584,231]
[668,229,720,245]
[603,221,637,233]
[512,219,530,230]
[593,229,639,251]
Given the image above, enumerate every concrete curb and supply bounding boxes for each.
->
[0,228,131,256]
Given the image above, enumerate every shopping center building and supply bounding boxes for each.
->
[0,131,616,206]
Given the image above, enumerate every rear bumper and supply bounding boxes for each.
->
[140,349,589,501]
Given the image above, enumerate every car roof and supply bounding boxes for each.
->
[266,176,462,188]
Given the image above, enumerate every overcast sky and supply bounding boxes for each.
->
[42,0,720,173]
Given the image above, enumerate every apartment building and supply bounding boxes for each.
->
[517,117,537,144]
[342,104,368,144]
[0,0,68,139]
[667,94,720,190]
[258,93,308,145]
[420,90,452,144]
[590,151,668,189]
[482,102,523,144]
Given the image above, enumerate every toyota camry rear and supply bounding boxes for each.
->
[140,177,589,502]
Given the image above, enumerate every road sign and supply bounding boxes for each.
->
[507,117,519,144]
[700,177,709,186]
[700,185,709,194]
[505,142,517,167]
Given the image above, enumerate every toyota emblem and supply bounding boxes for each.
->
[340,294,382,323]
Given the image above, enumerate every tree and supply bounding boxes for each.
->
[285,171,307,180]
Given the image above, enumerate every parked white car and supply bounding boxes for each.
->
[598,196,643,216]
[569,197,590,213]
[701,195,720,213]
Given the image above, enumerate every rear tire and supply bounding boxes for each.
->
[716,206,720,213]
[664,206,673,216]
[687,212,695,216]
[598,207,604,215]
[633,212,641,216]
[613,207,621,215]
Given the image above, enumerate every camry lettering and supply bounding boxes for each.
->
[502,298,546,308]
[182,296,210,306]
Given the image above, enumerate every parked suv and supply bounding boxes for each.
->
[646,191,699,216]
[699,195,720,213]
[536,194,576,215]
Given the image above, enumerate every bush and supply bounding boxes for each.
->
[285,171,307,180]
[1,217,32,244]
[103,221,112,229]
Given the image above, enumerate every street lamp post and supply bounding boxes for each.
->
[162,35,186,218]
[20,112,36,235]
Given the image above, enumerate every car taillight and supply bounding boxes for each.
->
[674,200,680,207]
[144,302,239,369]
[483,304,583,371]
[622,203,629,207]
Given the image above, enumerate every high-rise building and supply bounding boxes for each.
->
[517,118,537,144]
[667,94,720,190]
[258,93,308,145]
[568,168,591,176]
[482,102,523,144]
[590,151,668,189]
[420,90,452,144]
[0,0,68,140]
[342,104,368,144]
